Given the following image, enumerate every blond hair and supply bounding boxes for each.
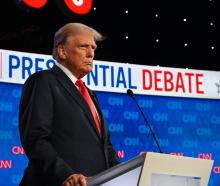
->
[52,23,104,61]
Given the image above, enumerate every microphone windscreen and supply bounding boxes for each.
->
[127,89,134,97]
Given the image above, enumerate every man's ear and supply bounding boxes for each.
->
[57,45,67,60]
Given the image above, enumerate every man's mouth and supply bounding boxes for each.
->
[85,63,92,66]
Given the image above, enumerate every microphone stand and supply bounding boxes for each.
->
[127,89,163,153]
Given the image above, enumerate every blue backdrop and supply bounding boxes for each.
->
[0,82,220,186]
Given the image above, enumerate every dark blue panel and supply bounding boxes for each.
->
[0,83,219,186]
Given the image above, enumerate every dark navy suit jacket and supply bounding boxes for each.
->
[19,65,120,186]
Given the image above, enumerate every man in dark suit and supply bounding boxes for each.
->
[19,23,120,186]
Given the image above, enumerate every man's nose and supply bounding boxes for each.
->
[87,47,95,58]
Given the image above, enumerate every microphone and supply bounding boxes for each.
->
[127,89,163,153]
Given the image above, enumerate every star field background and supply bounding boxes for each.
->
[0,0,218,71]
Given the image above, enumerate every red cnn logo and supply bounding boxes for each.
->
[22,0,48,9]
[64,0,93,15]
[16,0,93,15]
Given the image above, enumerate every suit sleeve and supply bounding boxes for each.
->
[106,130,121,167]
[19,73,74,186]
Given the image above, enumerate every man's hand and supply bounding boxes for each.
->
[62,174,87,186]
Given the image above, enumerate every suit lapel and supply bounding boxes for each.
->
[51,65,102,142]
[88,89,107,142]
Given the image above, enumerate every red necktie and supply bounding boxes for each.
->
[75,79,102,137]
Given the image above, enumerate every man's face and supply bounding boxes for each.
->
[61,32,97,78]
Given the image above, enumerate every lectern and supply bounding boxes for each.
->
[87,152,213,186]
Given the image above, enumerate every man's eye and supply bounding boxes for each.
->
[80,45,86,48]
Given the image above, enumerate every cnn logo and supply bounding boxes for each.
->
[16,0,93,15]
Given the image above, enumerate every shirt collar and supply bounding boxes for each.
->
[56,62,77,84]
